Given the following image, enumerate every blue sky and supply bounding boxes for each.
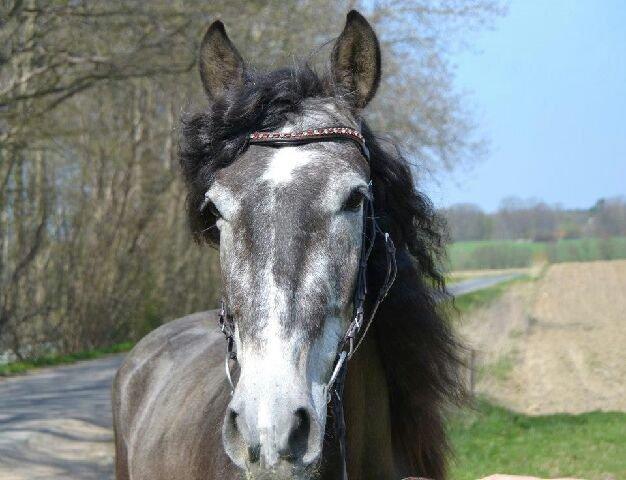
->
[428,0,626,212]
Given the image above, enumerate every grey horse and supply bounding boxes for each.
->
[113,10,463,480]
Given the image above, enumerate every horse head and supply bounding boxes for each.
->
[182,10,382,478]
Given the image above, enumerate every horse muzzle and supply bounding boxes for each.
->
[222,382,324,473]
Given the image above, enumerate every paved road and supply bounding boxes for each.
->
[448,273,519,296]
[0,274,517,479]
[0,355,124,479]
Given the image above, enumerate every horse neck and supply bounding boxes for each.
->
[343,332,396,479]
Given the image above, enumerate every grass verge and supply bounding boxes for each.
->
[478,351,517,383]
[448,399,626,480]
[0,342,133,377]
[453,276,531,314]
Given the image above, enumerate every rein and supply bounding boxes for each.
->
[214,125,397,480]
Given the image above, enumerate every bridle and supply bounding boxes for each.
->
[212,126,398,480]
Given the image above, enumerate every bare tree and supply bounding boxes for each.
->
[0,0,505,358]
[442,203,493,241]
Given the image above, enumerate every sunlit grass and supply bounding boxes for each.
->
[452,276,531,313]
[448,237,626,270]
[449,399,626,480]
[0,342,133,376]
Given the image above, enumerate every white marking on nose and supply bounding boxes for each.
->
[258,397,279,467]
[254,268,292,444]
[262,147,314,185]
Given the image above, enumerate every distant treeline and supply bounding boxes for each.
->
[441,197,626,243]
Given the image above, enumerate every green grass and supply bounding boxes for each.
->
[0,342,134,376]
[479,351,517,383]
[448,237,626,270]
[453,276,531,313]
[449,399,626,480]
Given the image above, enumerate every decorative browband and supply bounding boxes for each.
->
[248,126,369,161]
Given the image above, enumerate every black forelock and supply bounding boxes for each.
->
[180,64,329,243]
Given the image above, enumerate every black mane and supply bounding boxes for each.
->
[179,64,464,479]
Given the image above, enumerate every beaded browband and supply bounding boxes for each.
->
[248,126,369,161]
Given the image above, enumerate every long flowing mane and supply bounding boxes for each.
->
[364,125,465,479]
[179,64,465,479]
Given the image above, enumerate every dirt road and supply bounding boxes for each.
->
[448,273,519,296]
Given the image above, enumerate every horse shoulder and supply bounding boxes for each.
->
[112,311,236,479]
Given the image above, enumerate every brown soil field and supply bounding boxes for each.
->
[459,260,626,414]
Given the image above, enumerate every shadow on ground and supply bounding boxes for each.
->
[0,355,124,480]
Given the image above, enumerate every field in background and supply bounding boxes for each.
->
[448,236,626,270]
[449,259,626,479]
[449,400,626,480]
[458,260,626,414]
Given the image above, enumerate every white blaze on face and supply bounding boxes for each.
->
[261,146,313,185]
[240,145,320,457]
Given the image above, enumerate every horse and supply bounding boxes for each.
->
[112,10,464,480]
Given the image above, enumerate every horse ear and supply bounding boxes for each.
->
[199,21,245,99]
[332,10,381,108]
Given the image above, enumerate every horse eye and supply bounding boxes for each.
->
[206,201,222,219]
[341,189,364,212]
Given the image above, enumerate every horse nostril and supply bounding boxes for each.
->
[223,407,250,469]
[229,408,238,428]
[248,444,260,464]
[224,400,322,469]
[280,407,311,462]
